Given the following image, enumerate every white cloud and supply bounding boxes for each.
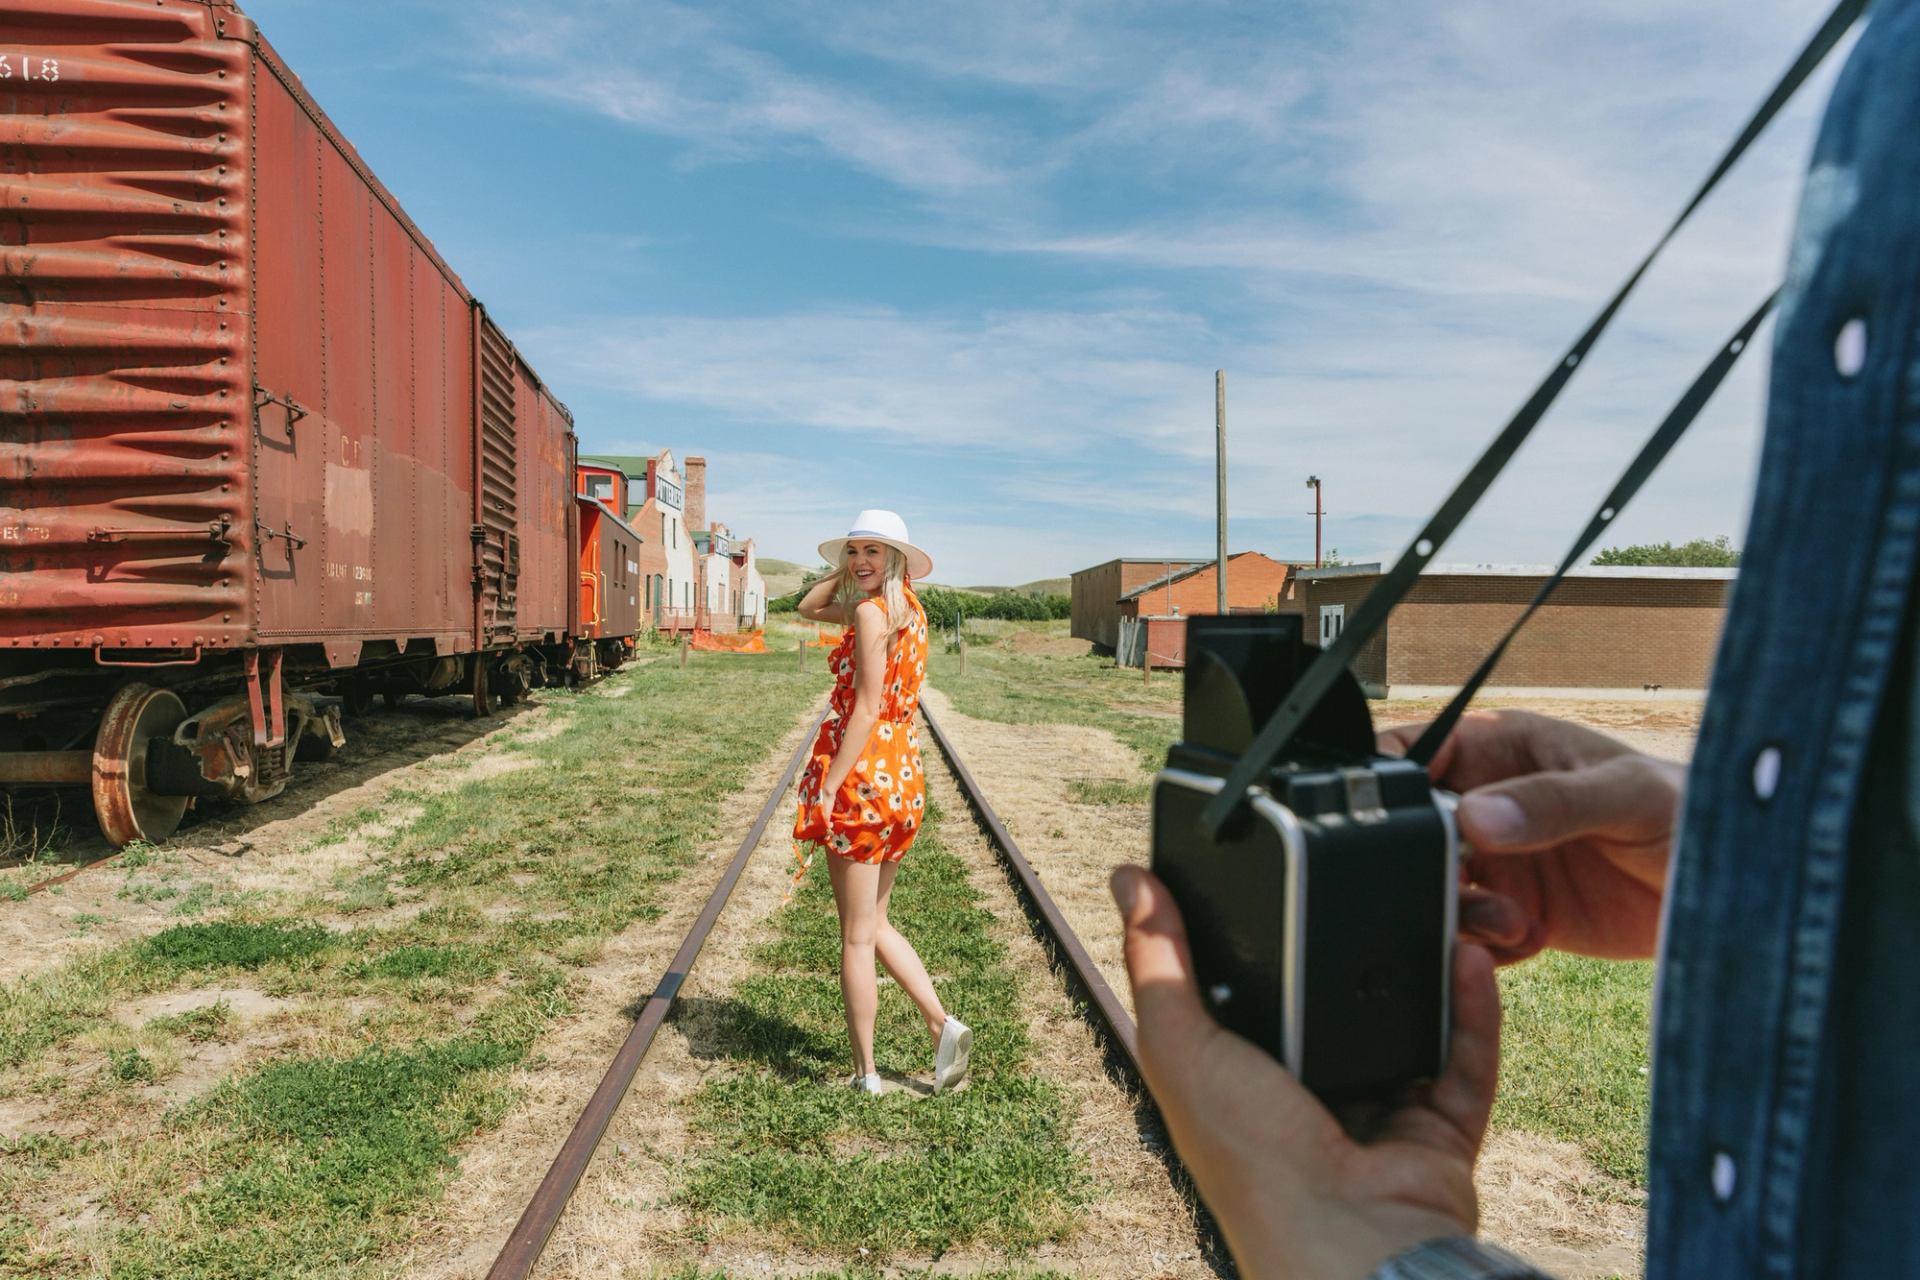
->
[474,0,1850,579]
[459,1,1021,201]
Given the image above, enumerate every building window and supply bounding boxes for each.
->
[585,474,614,503]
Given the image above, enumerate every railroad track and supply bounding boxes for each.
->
[485,700,1176,1280]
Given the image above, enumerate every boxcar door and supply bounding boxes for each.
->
[472,311,518,648]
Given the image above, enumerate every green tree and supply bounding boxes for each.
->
[768,564,834,614]
[1592,535,1740,567]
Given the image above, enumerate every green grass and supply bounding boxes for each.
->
[1065,777,1151,806]
[1495,954,1655,1186]
[108,1037,525,1278]
[335,872,395,914]
[3,653,830,1276]
[137,921,336,972]
[108,1047,156,1083]
[353,943,496,982]
[673,796,1089,1255]
[146,1000,232,1044]
[927,641,1180,774]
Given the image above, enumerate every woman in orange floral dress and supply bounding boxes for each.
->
[794,510,970,1097]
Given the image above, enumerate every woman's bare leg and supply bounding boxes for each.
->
[829,855,882,1077]
[873,861,949,1040]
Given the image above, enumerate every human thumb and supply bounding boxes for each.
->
[1457,755,1669,854]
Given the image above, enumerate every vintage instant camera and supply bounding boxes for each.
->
[1150,614,1459,1102]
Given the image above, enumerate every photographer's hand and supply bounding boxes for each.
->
[1112,865,1502,1280]
[1378,710,1683,963]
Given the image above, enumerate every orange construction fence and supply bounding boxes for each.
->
[689,629,768,653]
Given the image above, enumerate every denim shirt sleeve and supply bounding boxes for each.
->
[1646,1,1920,1275]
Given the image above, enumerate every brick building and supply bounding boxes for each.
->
[1295,564,1735,696]
[1072,553,1312,668]
[731,538,768,628]
[694,522,735,632]
[1070,557,1209,650]
[1118,552,1306,623]
[579,450,767,634]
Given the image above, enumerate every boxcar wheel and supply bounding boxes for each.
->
[343,681,375,718]
[294,727,337,763]
[92,684,190,847]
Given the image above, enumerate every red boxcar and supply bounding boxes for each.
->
[1,0,584,844]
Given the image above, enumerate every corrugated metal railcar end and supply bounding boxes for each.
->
[2,0,253,655]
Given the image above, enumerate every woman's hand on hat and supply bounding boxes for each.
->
[1111,865,1501,1280]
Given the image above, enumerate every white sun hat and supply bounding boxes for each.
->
[819,509,934,581]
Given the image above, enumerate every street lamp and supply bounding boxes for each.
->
[1305,475,1324,568]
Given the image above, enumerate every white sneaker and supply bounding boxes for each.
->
[933,1017,971,1093]
[850,1072,884,1096]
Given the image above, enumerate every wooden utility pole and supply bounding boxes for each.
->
[796,637,805,670]
[1216,370,1228,615]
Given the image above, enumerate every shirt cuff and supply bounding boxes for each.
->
[1371,1236,1558,1279]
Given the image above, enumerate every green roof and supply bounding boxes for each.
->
[578,453,657,477]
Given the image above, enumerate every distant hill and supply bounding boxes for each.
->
[758,557,813,600]
[965,578,1069,597]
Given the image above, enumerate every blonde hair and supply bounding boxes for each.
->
[836,544,913,633]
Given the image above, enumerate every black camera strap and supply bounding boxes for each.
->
[1201,0,1866,835]
[1405,292,1777,766]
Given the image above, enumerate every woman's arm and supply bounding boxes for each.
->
[797,570,855,624]
[821,600,890,803]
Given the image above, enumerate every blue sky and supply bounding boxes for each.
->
[244,0,1850,585]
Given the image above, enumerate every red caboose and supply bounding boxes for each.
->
[0,0,584,844]
[574,463,642,671]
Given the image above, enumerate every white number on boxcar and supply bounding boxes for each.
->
[0,56,62,81]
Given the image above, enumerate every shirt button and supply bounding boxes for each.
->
[1751,745,1783,802]
[1712,1151,1738,1202]
[1834,316,1869,378]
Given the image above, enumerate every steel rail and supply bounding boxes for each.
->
[920,702,1229,1274]
[485,707,826,1280]
[22,852,127,897]
[918,702,1142,1083]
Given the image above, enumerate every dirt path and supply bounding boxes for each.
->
[1375,696,1704,764]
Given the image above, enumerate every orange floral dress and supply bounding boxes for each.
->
[791,589,930,883]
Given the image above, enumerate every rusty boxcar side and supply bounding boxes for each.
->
[1,0,586,843]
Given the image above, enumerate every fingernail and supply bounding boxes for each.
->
[1462,894,1524,944]
[1461,792,1525,845]
[1110,867,1139,917]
